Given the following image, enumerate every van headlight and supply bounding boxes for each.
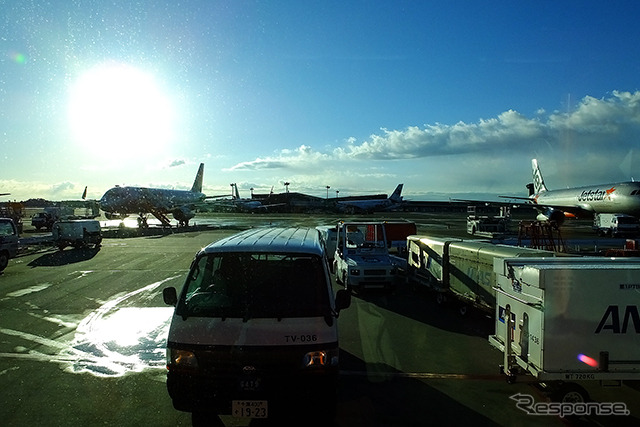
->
[303,348,339,368]
[167,348,198,370]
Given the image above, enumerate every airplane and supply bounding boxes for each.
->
[496,159,640,225]
[336,184,404,214]
[208,183,285,213]
[98,163,207,227]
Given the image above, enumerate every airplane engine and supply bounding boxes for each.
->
[536,208,565,225]
[172,206,195,224]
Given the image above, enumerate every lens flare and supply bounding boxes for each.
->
[9,52,26,64]
[577,353,598,367]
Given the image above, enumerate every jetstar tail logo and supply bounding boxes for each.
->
[578,187,616,203]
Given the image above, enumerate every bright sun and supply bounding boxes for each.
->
[68,63,174,155]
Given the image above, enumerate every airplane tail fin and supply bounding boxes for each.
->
[234,184,240,199]
[190,163,205,193]
[531,159,548,194]
[389,184,404,203]
[82,186,87,200]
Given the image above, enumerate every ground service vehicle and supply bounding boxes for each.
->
[31,212,55,231]
[406,235,557,314]
[489,257,640,402]
[52,219,102,250]
[319,220,416,269]
[466,205,511,236]
[163,227,351,423]
[592,213,640,236]
[334,221,399,291]
[31,206,75,231]
[0,218,19,272]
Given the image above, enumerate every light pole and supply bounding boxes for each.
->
[326,186,330,199]
[284,182,290,193]
[336,190,339,198]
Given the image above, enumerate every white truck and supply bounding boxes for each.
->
[592,213,640,237]
[489,257,640,402]
[334,221,399,292]
[52,219,102,250]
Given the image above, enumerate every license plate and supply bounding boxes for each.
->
[232,400,268,418]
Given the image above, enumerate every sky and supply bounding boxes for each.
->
[2,1,640,202]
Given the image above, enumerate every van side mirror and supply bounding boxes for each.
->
[335,289,351,312]
[163,287,178,306]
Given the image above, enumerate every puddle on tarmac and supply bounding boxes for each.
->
[0,277,178,378]
[64,306,174,377]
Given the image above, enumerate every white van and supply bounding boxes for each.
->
[163,227,351,422]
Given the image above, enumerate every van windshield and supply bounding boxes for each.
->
[176,252,330,319]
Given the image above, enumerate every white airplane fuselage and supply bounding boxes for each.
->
[534,182,640,217]
[98,163,206,226]
[528,159,640,222]
[99,186,206,216]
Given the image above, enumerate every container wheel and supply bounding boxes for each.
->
[551,382,590,403]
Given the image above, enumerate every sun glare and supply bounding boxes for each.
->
[68,63,174,155]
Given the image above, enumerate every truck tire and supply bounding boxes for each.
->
[0,251,9,272]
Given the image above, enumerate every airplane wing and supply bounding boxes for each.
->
[455,197,595,218]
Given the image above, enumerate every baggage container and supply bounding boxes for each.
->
[489,257,640,399]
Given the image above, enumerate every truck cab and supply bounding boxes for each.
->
[333,221,398,292]
[0,218,19,272]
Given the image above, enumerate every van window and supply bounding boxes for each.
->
[0,221,15,236]
[176,252,330,319]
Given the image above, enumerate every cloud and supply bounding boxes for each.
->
[50,182,76,195]
[225,145,329,171]
[228,91,640,173]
